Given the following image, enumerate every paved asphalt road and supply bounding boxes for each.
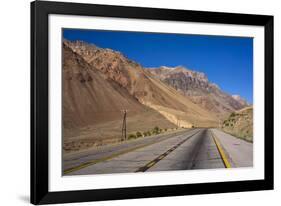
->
[64,128,253,176]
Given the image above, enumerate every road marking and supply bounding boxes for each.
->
[158,154,165,160]
[146,161,156,168]
[64,142,159,174]
[211,131,232,168]
[135,130,201,172]
[64,129,196,174]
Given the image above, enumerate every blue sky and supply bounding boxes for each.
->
[63,29,253,103]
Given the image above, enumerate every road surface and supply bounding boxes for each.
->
[64,128,253,175]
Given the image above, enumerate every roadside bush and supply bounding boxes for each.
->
[128,134,136,140]
[153,126,160,134]
[230,112,236,117]
[136,131,142,138]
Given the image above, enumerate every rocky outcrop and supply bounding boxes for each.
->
[148,66,249,117]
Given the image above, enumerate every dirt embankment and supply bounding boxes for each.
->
[222,107,253,142]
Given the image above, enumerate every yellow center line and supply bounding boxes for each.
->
[146,161,156,168]
[135,130,201,172]
[64,141,158,174]
[64,129,195,174]
[158,154,165,160]
[211,131,232,168]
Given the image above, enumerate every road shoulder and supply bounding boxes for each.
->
[211,128,253,168]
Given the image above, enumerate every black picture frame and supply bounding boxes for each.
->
[31,0,274,204]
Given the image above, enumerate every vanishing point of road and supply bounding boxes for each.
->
[63,128,253,175]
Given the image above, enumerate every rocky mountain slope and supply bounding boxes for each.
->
[63,42,176,150]
[63,39,250,150]
[64,40,218,129]
[63,43,144,128]
[221,107,253,142]
[147,66,248,118]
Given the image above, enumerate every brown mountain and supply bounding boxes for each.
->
[63,42,144,128]
[64,41,218,137]
[63,42,177,151]
[147,66,249,118]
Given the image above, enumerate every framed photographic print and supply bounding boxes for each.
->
[31,0,274,204]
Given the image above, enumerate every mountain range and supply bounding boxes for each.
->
[63,39,249,151]
[147,66,248,118]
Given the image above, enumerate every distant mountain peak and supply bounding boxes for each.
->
[232,94,242,99]
[148,66,249,116]
[64,39,98,49]
[232,95,249,106]
[148,65,209,82]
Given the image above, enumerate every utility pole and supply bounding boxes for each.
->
[121,110,127,141]
[176,117,181,128]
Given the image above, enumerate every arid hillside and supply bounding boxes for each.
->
[63,43,144,128]
[63,43,176,151]
[64,40,219,129]
[221,106,253,142]
[63,39,250,152]
[148,66,248,119]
